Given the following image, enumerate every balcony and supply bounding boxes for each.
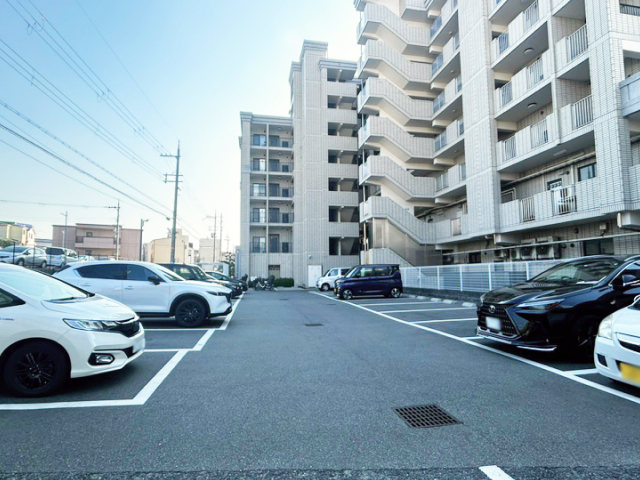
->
[431,33,460,86]
[434,118,464,158]
[357,40,431,92]
[360,196,435,244]
[555,25,589,79]
[494,50,553,121]
[621,72,640,122]
[358,77,433,126]
[434,163,466,199]
[357,3,429,56]
[327,135,358,152]
[74,236,116,249]
[268,161,294,174]
[328,162,359,179]
[327,108,358,126]
[359,155,436,201]
[500,179,600,230]
[434,214,468,242]
[430,0,459,47]
[432,75,462,122]
[621,4,640,16]
[559,95,594,142]
[269,213,295,225]
[491,0,549,73]
[328,222,360,237]
[359,116,436,165]
[268,188,294,200]
[497,114,558,171]
[328,191,359,207]
[327,81,358,98]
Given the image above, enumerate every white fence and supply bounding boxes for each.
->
[401,260,563,293]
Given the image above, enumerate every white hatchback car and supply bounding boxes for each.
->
[316,267,352,292]
[0,264,144,397]
[55,261,232,327]
[595,301,640,388]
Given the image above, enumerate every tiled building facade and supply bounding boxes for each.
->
[238,42,362,286]
[355,0,640,266]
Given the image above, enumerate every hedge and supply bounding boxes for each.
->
[247,277,294,288]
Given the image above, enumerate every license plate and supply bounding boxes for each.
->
[620,363,640,384]
[132,335,145,354]
[486,316,501,331]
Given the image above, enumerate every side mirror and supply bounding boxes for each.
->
[614,274,638,289]
[354,273,361,278]
[148,275,162,285]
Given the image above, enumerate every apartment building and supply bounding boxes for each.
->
[52,223,142,260]
[148,229,193,264]
[239,41,361,286]
[355,0,640,265]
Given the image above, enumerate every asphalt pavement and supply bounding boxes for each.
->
[1,290,640,479]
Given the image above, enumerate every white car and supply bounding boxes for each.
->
[55,261,232,327]
[595,301,640,388]
[0,264,144,397]
[316,267,351,292]
[44,246,79,268]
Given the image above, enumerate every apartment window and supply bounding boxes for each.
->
[501,189,516,204]
[547,179,562,190]
[252,158,266,172]
[578,164,597,182]
[269,234,280,253]
[269,135,280,147]
[328,155,338,164]
[252,208,266,223]
[469,252,482,264]
[269,183,280,197]
[282,242,290,253]
[85,250,92,255]
[252,183,266,197]
[282,140,290,148]
[583,238,614,256]
[253,134,266,146]
[252,236,266,253]
[86,232,93,237]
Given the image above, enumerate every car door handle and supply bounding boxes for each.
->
[124,286,134,290]
[79,283,92,287]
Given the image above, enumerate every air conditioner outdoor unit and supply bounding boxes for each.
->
[536,236,560,244]
[535,244,561,260]
[519,246,535,260]
[509,248,521,261]
[495,249,507,259]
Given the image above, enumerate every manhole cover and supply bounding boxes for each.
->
[304,323,323,327]
[394,405,461,429]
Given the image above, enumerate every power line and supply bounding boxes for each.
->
[72,0,178,141]
[0,199,112,208]
[0,98,171,213]
[9,0,171,156]
[0,122,172,219]
[0,42,164,180]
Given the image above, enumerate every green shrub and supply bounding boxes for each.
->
[274,277,294,288]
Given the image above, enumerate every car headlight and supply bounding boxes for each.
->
[479,293,487,305]
[63,319,121,331]
[598,315,614,340]
[516,299,563,310]
[207,290,227,296]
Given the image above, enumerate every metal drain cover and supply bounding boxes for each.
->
[394,405,461,428]
[304,323,323,327]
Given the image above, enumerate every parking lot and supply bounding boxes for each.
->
[0,297,243,410]
[2,289,640,479]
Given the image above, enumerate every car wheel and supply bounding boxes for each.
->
[341,289,353,300]
[16,259,24,266]
[390,287,402,298]
[569,315,600,360]
[320,284,330,292]
[3,341,69,397]
[175,299,207,327]
[40,261,47,268]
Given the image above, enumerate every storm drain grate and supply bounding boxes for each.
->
[304,323,324,327]
[394,405,461,428]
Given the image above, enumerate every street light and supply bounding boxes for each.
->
[140,219,149,261]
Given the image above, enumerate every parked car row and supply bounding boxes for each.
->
[477,255,640,388]
[315,264,404,300]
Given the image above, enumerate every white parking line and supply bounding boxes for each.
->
[480,465,516,480]
[566,368,599,376]
[312,292,640,407]
[380,308,476,314]
[0,296,245,411]
[411,318,477,324]
[358,301,445,307]
[463,336,483,340]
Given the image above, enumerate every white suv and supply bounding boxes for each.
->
[55,261,232,327]
[0,264,144,397]
[316,267,352,292]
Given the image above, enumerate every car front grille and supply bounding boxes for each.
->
[620,340,640,355]
[111,319,141,338]
[478,304,519,337]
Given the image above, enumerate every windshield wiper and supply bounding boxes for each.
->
[50,296,86,301]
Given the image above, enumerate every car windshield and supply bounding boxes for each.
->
[0,267,90,301]
[189,266,211,281]
[344,267,359,278]
[530,259,623,285]
[2,246,27,253]
[154,265,184,282]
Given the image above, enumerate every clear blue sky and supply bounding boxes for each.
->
[0,0,360,250]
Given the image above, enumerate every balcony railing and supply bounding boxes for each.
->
[492,0,546,63]
[621,4,640,16]
[432,53,444,75]
[429,0,458,40]
[502,135,517,162]
[527,56,544,89]
[250,214,266,223]
[433,75,462,114]
[551,185,577,216]
[436,173,449,191]
[521,196,536,222]
[435,131,447,152]
[451,217,462,236]
[567,25,588,62]
[530,118,550,148]
[268,162,294,173]
[269,213,294,224]
[269,188,294,198]
[571,95,593,130]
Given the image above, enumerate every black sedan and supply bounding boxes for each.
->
[207,271,247,292]
[477,255,640,357]
[159,263,242,298]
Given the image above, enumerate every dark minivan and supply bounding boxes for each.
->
[335,264,402,300]
[477,255,640,357]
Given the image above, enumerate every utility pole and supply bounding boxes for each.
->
[139,219,149,261]
[219,214,223,258]
[60,211,68,249]
[115,200,120,260]
[225,234,230,254]
[162,142,182,263]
